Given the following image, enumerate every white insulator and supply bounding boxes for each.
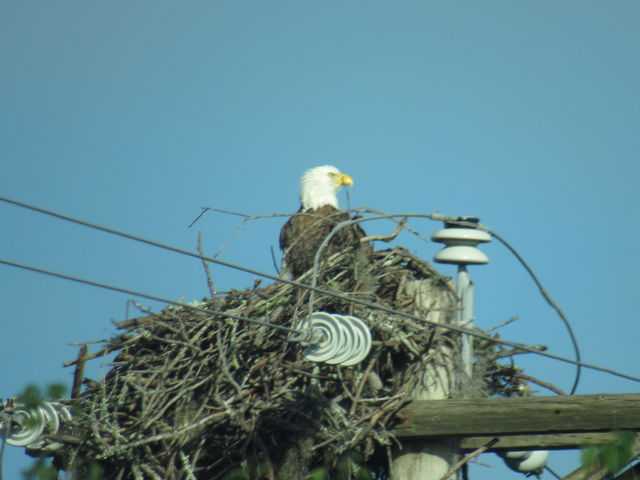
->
[2,407,45,447]
[431,217,491,265]
[0,401,71,447]
[296,312,372,366]
[500,450,549,473]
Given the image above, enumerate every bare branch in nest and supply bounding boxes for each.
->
[438,438,500,480]
[71,344,88,398]
[361,217,407,244]
[188,206,446,260]
[487,316,519,332]
[38,246,536,479]
[63,346,113,367]
[356,207,435,244]
[494,344,548,358]
[197,231,215,297]
[516,373,567,396]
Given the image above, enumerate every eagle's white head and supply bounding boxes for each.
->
[300,165,354,211]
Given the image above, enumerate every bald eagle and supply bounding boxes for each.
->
[279,165,369,279]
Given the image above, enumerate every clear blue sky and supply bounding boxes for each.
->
[1,1,638,478]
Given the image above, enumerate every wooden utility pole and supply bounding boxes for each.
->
[390,278,460,479]
[394,393,640,451]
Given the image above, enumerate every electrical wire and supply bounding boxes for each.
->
[199,205,582,392]
[0,264,638,383]
[487,228,582,394]
[544,465,562,479]
[306,213,583,394]
[0,258,301,336]
[0,195,636,383]
[0,196,444,316]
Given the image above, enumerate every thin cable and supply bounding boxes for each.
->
[0,195,633,383]
[0,196,445,315]
[608,456,640,479]
[307,213,584,394]
[0,258,301,336]
[544,465,562,479]
[486,228,582,394]
[1,256,639,383]
[308,213,412,313]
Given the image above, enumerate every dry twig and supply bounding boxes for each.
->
[33,246,549,479]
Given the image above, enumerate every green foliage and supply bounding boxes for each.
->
[85,462,105,480]
[21,458,104,480]
[310,451,374,480]
[581,430,636,476]
[21,458,58,480]
[221,451,374,480]
[17,383,67,409]
[46,384,66,402]
[222,462,250,480]
[18,385,46,410]
[335,451,373,480]
[308,466,329,480]
[221,460,273,480]
[254,296,291,315]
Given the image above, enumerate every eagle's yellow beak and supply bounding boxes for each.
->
[338,173,354,186]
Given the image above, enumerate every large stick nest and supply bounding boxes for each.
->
[51,247,516,479]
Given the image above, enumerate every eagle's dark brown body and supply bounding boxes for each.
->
[279,205,368,279]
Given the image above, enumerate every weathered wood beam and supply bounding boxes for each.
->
[460,432,621,451]
[394,394,640,445]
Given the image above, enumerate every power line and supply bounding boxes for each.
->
[305,213,583,394]
[0,195,636,383]
[0,258,301,336]
[0,196,445,315]
[2,255,638,383]
[197,205,581,392]
[487,228,582,394]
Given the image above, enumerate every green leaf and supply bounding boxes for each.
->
[308,466,329,480]
[22,458,58,480]
[86,462,105,480]
[580,430,636,475]
[581,446,599,468]
[18,384,44,409]
[46,383,67,401]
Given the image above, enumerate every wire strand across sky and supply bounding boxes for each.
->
[0,194,636,385]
